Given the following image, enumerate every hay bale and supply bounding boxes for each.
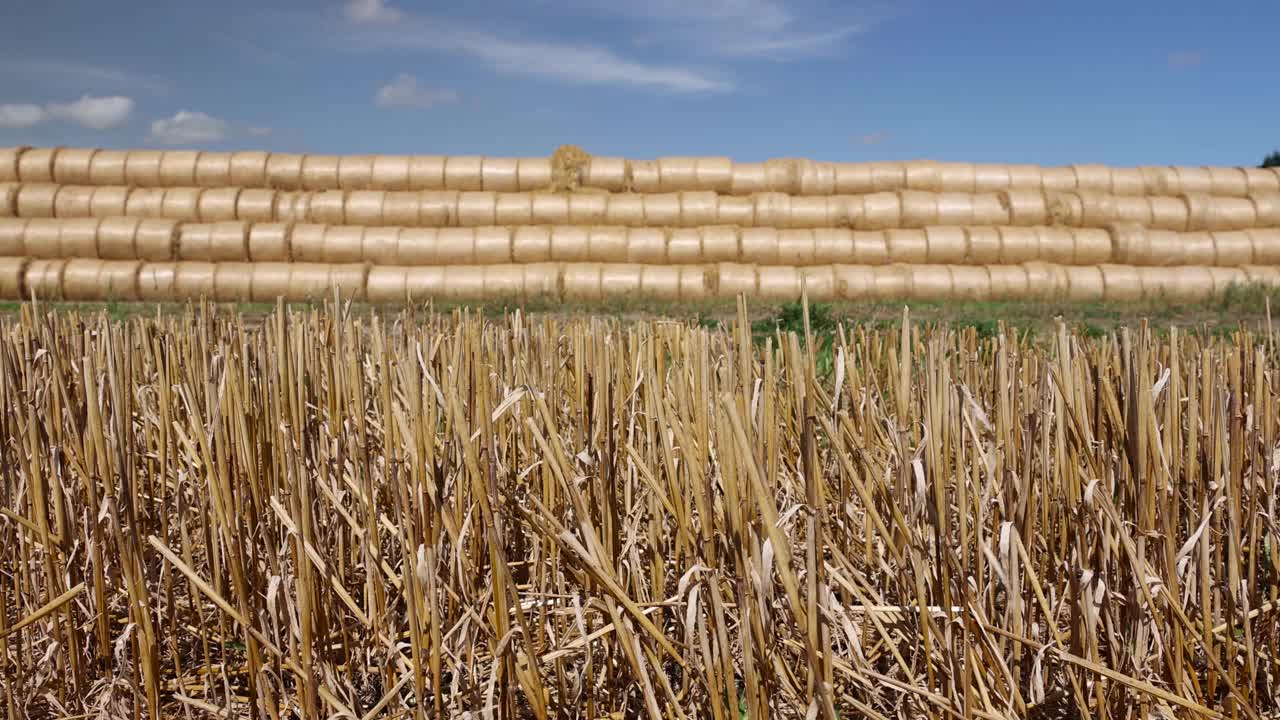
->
[937,162,977,194]
[88,150,128,185]
[1005,165,1042,191]
[481,157,520,192]
[626,228,666,264]
[404,266,447,299]
[924,226,967,264]
[678,191,717,226]
[158,151,200,187]
[0,183,16,217]
[1244,168,1280,195]
[950,265,991,301]
[1072,228,1112,265]
[972,194,1010,225]
[604,194,643,226]
[408,156,447,190]
[777,229,817,266]
[1173,167,1213,195]
[397,229,440,265]
[700,227,740,262]
[56,218,100,258]
[1075,191,1117,226]
[666,228,702,264]
[177,224,212,261]
[852,231,889,264]
[364,266,409,303]
[998,227,1039,263]
[1212,231,1254,266]
[161,188,202,220]
[813,228,852,264]
[1247,229,1280,265]
[757,266,800,300]
[125,151,164,186]
[0,256,30,299]
[1182,193,1210,231]
[548,146,589,192]
[194,187,240,222]
[907,265,953,300]
[639,264,681,300]
[873,264,911,299]
[418,191,458,226]
[512,227,551,263]
[798,266,836,300]
[1251,193,1280,226]
[369,155,411,191]
[266,154,305,190]
[248,262,292,302]
[1072,164,1112,194]
[0,147,27,183]
[96,218,138,259]
[903,161,942,192]
[135,219,181,260]
[898,191,938,227]
[752,193,790,228]
[833,265,874,299]
[1064,266,1105,301]
[588,227,626,262]
[987,265,1028,300]
[0,218,24,255]
[796,159,836,195]
[568,193,608,225]
[23,258,66,300]
[346,190,387,226]
[792,197,841,228]
[481,264,524,299]
[1107,223,1148,264]
[832,163,873,194]
[964,227,1001,264]
[137,262,177,301]
[52,148,97,185]
[300,155,340,190]
[18,147,59,183]
[287,263,336,301]
[1111,195,1153,226]
[1109,168,1146,195]
[288,225,325,262]
[1207,267,1247,297]
[1148,197,1190,231]
[1031,227,1073,264]
[935,194,975,226]
[531,193,571,225]
[641,193,680,226]
[676,265,709,301]
[436,228,477,264]
[714,263,757,298]
[125,188,167,218]
[273,192,310,224]
[600,264,642,297]
[972,164,1012,193]
[328,264,369,301]
[1206,196,1257,231]
[1099,264,1144,302]
[229,151,270,187]
[195,152,232,186]
[61,259,106,301]
[764,159,800,194]
[581,157,626,192]
[729,163,767,195]
[474,227,512,264]
[16,184,57,217]
[523,263,560,299]
[382,192,421,226]
[886,229,928,263]
[54,186,94,217]
[1181,231,1217,266]
[696,157,733,194]
[712,195,752,226]
[237,189,278,222]
[337,155,376,189]
[859,192,900,230]
[248,223,291,262]
[740,228,779,264]
[1140,167,1178,195]
[307,190,345,225]
[1040,167,1077,193]
[199,222,245,261]
[562,263,603,300]
[212,262,254,301]
[322,226,366,263]
[1242,265,1280,288]
[1021,262,1065,299]
[21,219,62,258]
[657,157,699,192]
[998,190,1047,225]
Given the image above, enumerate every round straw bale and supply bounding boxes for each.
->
[1046,192,1083,226]
[790,197,840,228]
[796,160,836,195]
[700,227,740,262]
[972,194,1010,225]
[0,183,15,217]
[1173,167,1212,195]
[1099,264,1144,302]
[1111,195,1153,226]
[0,147,26,183]
[125,188,167,218]
[832,265,873,299]
[379,192,420,226]
[100,260,142,300]
[1106,223,1148,265]
[1072,164,1112,194]
[124,151,164,186]
[212,262,254,301]
[435,228,477,264]
[369,155,411,191]
[638,265,680,300]
[1109,168,1145,196]
[571,157,622,194]
[1250,192,1280,226]
[886,229,928,263]
[657,157,699,192]
[248,262,293,302]
[872,264,911,299]
[1005,165,1041,191]
[479,157,519,193]
[205,222,249,261]
[1212,231,1254,266]
[18,147,59,183]
[444,156,483,192]
[898,191,938,227]
[52,148,97,185]
[1207,196,1257,231]
[626,228,666,264]
[674,265,708,301]
[710,195,751,226]
[305,190,344,225]
[0,218,24,255]
[1207,267,1247,297]
[1040,167,1077,193]
[396,229,440,265]
[364,266,409,303]
[287,263,336,301]
[408,156,447,190]
[832,163,873,195]
[403,266,446,300]
[16,184,57,218]
[514,158,552,191]
[1180,231,1217,266]
[158,151,200,187]
[21,219,63,258]
[228,152,270,187]
[907,265,952,300]
[523,263,560,299]
[1073,228,1112,265]
[237,189,279,222]
[752,193,791,228]
[328,264,369,300]
[1078,192,1118,226]
[273,192,310,224]
[852,231,889,264]
[161,188,203,220]
[1139,166,1177,195]
[88,150,129,185]
[288,225,326,262]
[935,194,975,226]
[562,264,603,300]
[679,191,718,226]
[322,226,366,263]
[987,265,1028,300]
[195,187,241,222]
[964,227,1001,264]
[998,227,1040,263]
[96,217,140,259]
[57,218,101,258]
[971,164,1012,194]
[194,152,232,186]
[667,228,702,264]
[177,224,213,261]
[1032,226,1074,264]
[937,162,977,194]
[740,228,780,264]
[604,194,643,226]
[949,265,990,301]
[266,154,304,190]
[924,226,967,264]
[764,159,800,194]
[474,227,512,264]
[568,193,609,225]
[757,266,800,300]
[1182,193,1213,231]
[24,258,66,300]
[777,229,817,266]
[512,226,552,263]
[1020,262,1064,299]
[249,223,291,262]
[61,259,107,301]
[1136,267,1178,300]
[337,155,375,189]
[1064,266,1105,301]
[729,163,767,195]
[361,226,400,265]
[1247,229,1280,265]
[695,157,733,194]
[797,266,835,300]
[903,161,942,193]
[587,227,626,262]
[642,193,681,226]
[418,191,457,226]
[346,190,387,226]
[0,257,29,299]
[1242,265,1280,288]
[300,155,339,190]
[600,264,643,297]
[531,193,571,225]
[998,190,1047,225]
[860,192,900,230]
[1244,168,1280,195]
[1147,197,1189,231]
[54,186,94,217]
[813,228,852,264]
[479,265,522,299]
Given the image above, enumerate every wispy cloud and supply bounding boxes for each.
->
[343,0,731,93]
[376,73,460,108]
[1168,51,1204,67]
[0,95,134,130]
[0,59,167,93]
[149,111,231,145]
[855,130,892,146]
[0,104,45,129]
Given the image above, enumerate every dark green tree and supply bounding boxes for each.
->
[1262,150,1280,168]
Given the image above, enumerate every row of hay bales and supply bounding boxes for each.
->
[6,146,1280,197]
[6,218,1280,267]
[3,257,1277,304]
[8,183,1280,231]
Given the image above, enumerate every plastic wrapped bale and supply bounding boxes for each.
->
[1244,168,1280,195]
[402,266,447,301]
[1071,228,1111,265]
[587,227,627,262]
[568,193,608,225]
[237,189,278,223]
[512,227,552,263]
[362,227,401,265]
[328,263,370,301]
[935,193,975,226]
[248,223,291,262]
[886,229,928,264]
[24,259,67,300]
[833,265,874,300]
[263,153,303,190]
[396,229,439,265]
[666,228,702,264]
[605,194,644,226]
[523,263,560,300]
[740,228,779,265]
[860,192,901,230]
[562,263,603,301]
[656,157,699,192]
[1039,167,1076,193]
[755,266,798,300]
[1063,266,1105,301]
[124,151,164,186]
[964,228,1002,264]
[1212,231,1254,267]
[444,156,484,192]
[0,146,27,183]
[729,162,767,195]
[196,188,240,222]
[764,159,800,194]
[1005,165,1042,192]
[1098,264,1144,302]
[56,218,101,258]
[898,191,939,227]
[924,227,968,264]
[418,191,458,226]
[797,266,836,300]
[582,157,626,192]
[851,231,889,265]
[678,191,718,226]
[306,191,345,225]
[0,218,24,255]
[18,147,60,183]
[16,184,57,218]
[998,190,1048,226]
[474,227,512,264]
[641,193,681,226]
[407,156,447,190]
[1109,167,1146,196]
[796,159,836,195]
[1071,164,1112,194]
[813,228,853,265]
[531,193,571,225]
[195,152,232,186]
[998,227,1040,264]
[950,265,991,301]
[212,262,254,301]
[344,191,385,226]
[626,228,666,264]
[872,264,911,300]
[369,155,411,191]
[1248,229,1280,265]
[987,265,1028,300]
[337,155,375,189]
[53,186,94,217]
[247,263,291,302]
[776,229,817,266]
[20,219,62,258]
[972,164,1012,193]
[52,148,97,185]
[88,150,128,185]
[907,265,953,300]
[936,162,977,194]
[600,264,643,298]
[157,151,200,187]
[482,265,524,300]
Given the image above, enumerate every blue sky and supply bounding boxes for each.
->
[0,0,1275,166]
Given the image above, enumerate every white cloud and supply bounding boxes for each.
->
[0,104,46,129]
[149,111,230,145]
[47,95,134,129]
[345,0,401,23]
[376,73,460,108]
